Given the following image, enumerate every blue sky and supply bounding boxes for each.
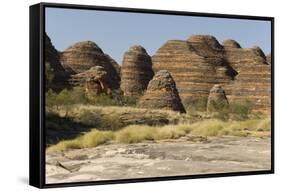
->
[46,7,271,64]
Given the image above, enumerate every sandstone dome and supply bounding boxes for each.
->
[187,35,223,50]
[138,70,186,113]
[223,39,241,48]
[61,40,120,89]
[120,45,154,96]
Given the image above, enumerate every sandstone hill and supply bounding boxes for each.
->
[120,45,154,96]
[222,40,271,112]
[152,35,271,112]
[45,33,70,90]
[45,34,271,113]
[60,41,120,90]
[138,70,186,113]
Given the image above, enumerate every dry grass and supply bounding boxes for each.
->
[47,130,114,152]
[47,117,271,153]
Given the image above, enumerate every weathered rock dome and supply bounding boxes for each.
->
[138,70,186,113]
[45,33,70,90]
[223,43,271,112]
[120,45,154,96]
[187,35,223,50]
[153,34,271,112]
[223,39,241,48]
[60,41,120,90]
[207,84,228,112]
[251,46,267,60]
[152,38,235,105]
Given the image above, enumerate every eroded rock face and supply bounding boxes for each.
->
[207,85,228,112]
[138,70,186,113]
[153,35,271,113]
[120,45,154,96]
[60,41,120,90]
[223,43,271,112]
[45,33,70,90]
[69,66,111,95]
[223,39,241,48]
[152,36,236,106]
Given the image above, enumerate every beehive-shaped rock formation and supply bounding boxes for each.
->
[223,41,271,112]
[138,70,186,113]
[60,41,120,90]
[223,39,242,48]
[207,84,228,112]
[121,45,154,96]
[45,33,70,90]
[152,36,236,106]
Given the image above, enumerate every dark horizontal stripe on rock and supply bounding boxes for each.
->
[233,78,271,83]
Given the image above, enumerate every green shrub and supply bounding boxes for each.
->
[46,89,58,108]
[74,110,102,127]
[45,87,140,108]
[207,99,229,113]
[86,92,118,106]
[119,95,140,106]
[214,100,253,121]
[184,97,208,112]
[45,62,54,82]
[228,100,253,119]
[99,114,123,131]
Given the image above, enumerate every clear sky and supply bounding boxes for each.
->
[46,7,271,64]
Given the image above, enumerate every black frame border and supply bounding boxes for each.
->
[29,2,275,189]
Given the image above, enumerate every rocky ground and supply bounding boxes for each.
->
[46,136,271,184]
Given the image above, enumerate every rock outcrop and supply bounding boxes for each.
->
[45,33,70,90]
[152,36,236,106]
[60,41,120,90]
[223,41,271,112]
[120,46,154,96]
[207,85,228,112]
[152,35,271,112]
[222,39,241,48]
[138,70,186,113]
[69,66,112,95]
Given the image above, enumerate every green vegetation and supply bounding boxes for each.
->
[46,87,270,153]
[214,99,253,120]
[184,97,208,112]
[46,88,139,108]
[45,62,54,83]
[47,117,270,152]
[183,97,254,121]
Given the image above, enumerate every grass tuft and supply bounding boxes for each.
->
[47,118,271,152]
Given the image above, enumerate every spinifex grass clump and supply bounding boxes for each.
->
[47,130,114,152]
[47,118,270,152]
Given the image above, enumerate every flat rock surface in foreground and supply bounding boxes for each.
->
[46,136,271,184]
